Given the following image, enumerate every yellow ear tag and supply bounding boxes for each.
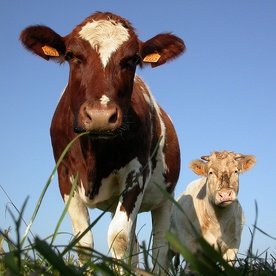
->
[143,52,161,63]
[42,45,59,57]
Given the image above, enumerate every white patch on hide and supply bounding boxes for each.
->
[79,19,130,68]
[64,190,93,248]
[100,94,110,105]
[138,77,168,175]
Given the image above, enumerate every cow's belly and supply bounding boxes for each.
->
[139,183,167,212]
[140,158,169,212]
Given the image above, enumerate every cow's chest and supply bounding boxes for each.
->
[75,155,167,213]
[203,209,237,252]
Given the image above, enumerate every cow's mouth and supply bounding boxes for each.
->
[74,123,130,140]
[219,200,233,205]
[88,131,119,140]
[216,199,235,207]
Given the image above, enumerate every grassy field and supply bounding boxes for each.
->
[1,197,275,276]
[1,135,275,275]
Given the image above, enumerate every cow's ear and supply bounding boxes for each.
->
[20,25,66,61]
[189,160,207,176]
[140,33,185,68]
[238,155,256,173]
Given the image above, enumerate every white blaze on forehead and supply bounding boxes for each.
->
[100,94,110,105]
[79,19,130,68]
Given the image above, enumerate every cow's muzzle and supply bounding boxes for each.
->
[215,188,237,206]
[75,102,123,136]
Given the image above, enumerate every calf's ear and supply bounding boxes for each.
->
[20,25,66,61]
[140,33,185,68]
[189,160,207,176]
[238,155,256,173]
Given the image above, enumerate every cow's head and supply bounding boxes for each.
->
[189,151,256,207]
[20,12,185,139]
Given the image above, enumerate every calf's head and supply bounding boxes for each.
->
[20,12,185,138]
[189,151,256,207]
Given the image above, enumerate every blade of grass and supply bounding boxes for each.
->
[20,132,88,247]
[166,231,207,274]
[34,237,79,275]
[0,185,34,239]
[50,173,79,246]
[167,232,220,275]
[2,198,30,274]
[0,227,11,254]
[61,199,114,258]
[0,228,16,254]
[3,252,21,275]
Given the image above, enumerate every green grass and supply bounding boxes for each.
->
[1,134,276,275]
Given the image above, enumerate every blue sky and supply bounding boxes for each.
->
[1,1,276,260]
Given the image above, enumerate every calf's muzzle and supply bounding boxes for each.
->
[216,188,237,206]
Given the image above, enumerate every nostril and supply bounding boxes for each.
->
[85,111,92,121]
[109,109,118,124]
[83,107,93,122]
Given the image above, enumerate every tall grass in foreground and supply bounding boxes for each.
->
[1,134,276,275]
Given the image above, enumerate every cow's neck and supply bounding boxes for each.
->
[213,202,237,221]
[79,134,138,199]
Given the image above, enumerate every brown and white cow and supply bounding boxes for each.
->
[170,151,256,270]
[20,12,185,271]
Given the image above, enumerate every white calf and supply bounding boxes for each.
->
[170,151,256,269]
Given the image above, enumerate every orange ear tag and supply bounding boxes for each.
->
[143,52,161,63]
[42,45,59,57]
[197,168,203,175]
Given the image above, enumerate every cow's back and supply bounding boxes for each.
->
[132,76,180,200]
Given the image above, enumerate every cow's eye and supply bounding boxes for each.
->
[131,55,141,65]
[121,55,141,70]
[65,51,75,61]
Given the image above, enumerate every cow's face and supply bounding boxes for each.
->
[20,12,185,139]
[64,17,140,138]
[204,155,240,207]
[189,151,256,207]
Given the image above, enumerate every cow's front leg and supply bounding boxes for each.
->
[151,197,173,274]
[64,191,93,262]
[223,248,238,266]
[108,186,144,264]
